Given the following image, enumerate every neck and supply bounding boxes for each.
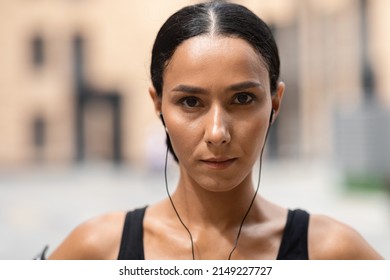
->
[169,172,261,231]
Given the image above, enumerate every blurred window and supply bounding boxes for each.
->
[32,116,46,162]
[31,35,45,68]
[33,116,45,148]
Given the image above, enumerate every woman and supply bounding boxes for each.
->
[48,1,383,260]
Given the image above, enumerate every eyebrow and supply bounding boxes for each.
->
[171,81,264,94]
[228,81,264,91]
[171,84,207,94]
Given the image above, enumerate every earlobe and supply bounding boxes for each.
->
[271,81,285,123]
[148,86,162,116]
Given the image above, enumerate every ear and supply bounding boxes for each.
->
[149,86,162,117]
[271,81,285,124]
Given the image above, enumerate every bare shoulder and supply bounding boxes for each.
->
[308,214,383,259]
[48,212,126,260]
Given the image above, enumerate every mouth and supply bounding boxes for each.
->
[200,157,237,169]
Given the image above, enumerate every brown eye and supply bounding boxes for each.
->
[233,93,254,104]
[181,96,200,107]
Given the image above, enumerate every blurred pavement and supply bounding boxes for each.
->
[0,160,389,259]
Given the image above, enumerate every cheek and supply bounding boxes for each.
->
[237,117,270,154]
[164,113,202,159]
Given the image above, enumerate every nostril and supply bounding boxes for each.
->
[206,132,230,145]
[204,107,232,145]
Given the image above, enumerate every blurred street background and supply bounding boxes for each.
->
[1,160,389,259]
[1,0,389,259]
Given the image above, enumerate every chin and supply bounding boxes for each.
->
[195,176,243,193]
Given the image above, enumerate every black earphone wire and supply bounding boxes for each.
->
[164,145,196,260]
[164,109,273,260]
[227,116,272,259]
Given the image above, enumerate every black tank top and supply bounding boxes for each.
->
[117,207,309,260]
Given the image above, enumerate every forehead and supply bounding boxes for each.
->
[163,35,269,90]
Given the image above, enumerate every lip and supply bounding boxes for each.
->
[200,157,237,169]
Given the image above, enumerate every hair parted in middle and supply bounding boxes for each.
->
[150,1,280,162]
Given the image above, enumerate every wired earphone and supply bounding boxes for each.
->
[160,108,274,260]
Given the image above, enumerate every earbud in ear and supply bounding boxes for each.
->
[159,112,168,133]
[159,112,166,127]
[270,109,275,124]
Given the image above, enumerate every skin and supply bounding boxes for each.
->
[49,35,383,260]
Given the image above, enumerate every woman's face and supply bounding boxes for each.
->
[150,35,284,192]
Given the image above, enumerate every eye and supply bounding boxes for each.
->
[233,93,255,105]
[180,96,200,108]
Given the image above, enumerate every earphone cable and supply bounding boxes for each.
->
[164,145,196,260]
[227,121,271,259]
[164,115,273,260]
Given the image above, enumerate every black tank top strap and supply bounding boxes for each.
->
[118,207,309,260]
[117,207,147,260]
[276,209,310,260]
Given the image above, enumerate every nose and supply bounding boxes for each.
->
[204,105,231,145]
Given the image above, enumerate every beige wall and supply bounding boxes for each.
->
[370,0,390,104]
[0,0,389,168]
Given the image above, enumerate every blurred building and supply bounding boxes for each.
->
[0,0,389,171]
